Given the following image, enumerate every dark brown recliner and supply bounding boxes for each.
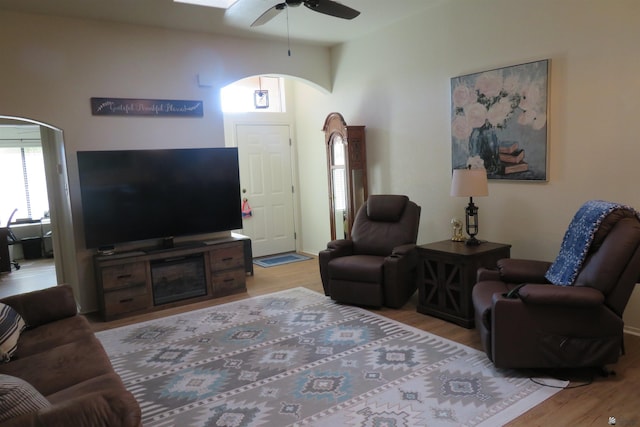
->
[472,203,640,369]
[319,194,421,308]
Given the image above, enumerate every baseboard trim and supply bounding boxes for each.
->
[624,325,640,337]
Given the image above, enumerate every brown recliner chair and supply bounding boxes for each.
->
[472,201,640,370]
[319,194,421,308]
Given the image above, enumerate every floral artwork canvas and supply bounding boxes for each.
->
[451,59,549,180]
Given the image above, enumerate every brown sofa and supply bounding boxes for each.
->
[0,285,141,426]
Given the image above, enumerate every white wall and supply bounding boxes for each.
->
[293,0,640,333]
[0,11,331,312]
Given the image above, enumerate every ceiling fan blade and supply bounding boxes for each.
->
[303,0,360,20]
[251,3,286,27]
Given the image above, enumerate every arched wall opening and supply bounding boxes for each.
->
[221,74,329,257]
[0,115,79,299]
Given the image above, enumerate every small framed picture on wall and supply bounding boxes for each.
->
[254,90,269,109]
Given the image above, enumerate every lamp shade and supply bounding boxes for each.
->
[450,168,488,197]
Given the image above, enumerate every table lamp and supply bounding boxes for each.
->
[450,166,488,246]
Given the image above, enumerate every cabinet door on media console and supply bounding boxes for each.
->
[98,260,150,320]
[209,242,246,296]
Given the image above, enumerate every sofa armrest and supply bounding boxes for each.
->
[326,239,353,252]
[3,390,142,427]
[0,285,77,328]
[318,239,355,295]
[391,243,417,257]
[383,246,419,308]
[517,284,605,307]
[496,259,553,284]
[477,267,501,282]
[386,245,418,267]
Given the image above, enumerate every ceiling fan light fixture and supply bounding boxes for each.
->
[251,0,360,27]
[304,0,319,9]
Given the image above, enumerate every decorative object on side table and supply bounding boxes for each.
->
[450,166,488,246]
[416,240,511,328]
[450,218,464,242]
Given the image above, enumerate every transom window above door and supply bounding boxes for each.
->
[221,76,285,113]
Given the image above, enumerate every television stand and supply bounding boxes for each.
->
[94,233,251,321]
[161,236,174,249]
[145,240,207,255]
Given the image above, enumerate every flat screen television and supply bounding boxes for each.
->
[77,147,242,249]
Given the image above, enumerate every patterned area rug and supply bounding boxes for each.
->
[96,288,566,426]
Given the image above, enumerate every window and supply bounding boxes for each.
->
[221,76,285,113]
[0,144,49,225]
[331,137,347,211]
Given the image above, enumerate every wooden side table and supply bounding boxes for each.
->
[416,240,511,328]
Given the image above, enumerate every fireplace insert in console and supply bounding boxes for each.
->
[150,254,207,305]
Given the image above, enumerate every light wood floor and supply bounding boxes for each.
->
[0,258,57,299]
[4,257,639,425]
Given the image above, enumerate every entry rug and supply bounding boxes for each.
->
[96,288,566,426]
[253,253,312,268]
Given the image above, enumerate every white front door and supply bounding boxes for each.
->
[236,124,295,257]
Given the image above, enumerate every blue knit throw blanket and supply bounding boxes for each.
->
[545,200,639,286]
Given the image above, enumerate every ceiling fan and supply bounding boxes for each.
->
[251,0,360,27]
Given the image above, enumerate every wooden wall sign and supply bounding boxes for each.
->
[90,97,203,117]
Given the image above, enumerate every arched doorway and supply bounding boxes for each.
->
[0,115,78,297]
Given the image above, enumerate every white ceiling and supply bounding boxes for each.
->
[0,0,444,47]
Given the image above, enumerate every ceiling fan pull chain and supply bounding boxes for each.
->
[287,6,291,56]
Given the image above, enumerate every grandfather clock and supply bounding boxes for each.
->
[323,112,368,240]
